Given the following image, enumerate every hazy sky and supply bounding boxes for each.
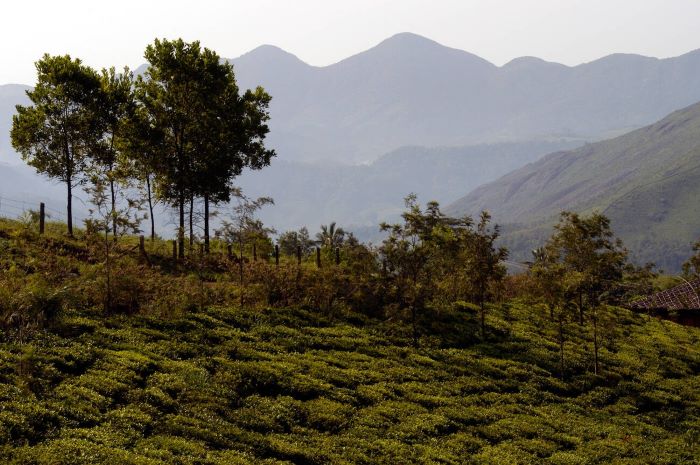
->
[1,0,699,84]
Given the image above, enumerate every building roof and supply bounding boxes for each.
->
[630,278,700,311]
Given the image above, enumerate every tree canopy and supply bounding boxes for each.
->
[11,54,103,236]
[133,38,275,256]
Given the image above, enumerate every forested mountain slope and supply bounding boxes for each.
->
[448,101,700,271]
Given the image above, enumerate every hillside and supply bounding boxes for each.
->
[448,101,700,271]
[236,140,580,232]
[0,220,697,464]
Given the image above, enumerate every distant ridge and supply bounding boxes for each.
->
[0,84,30,163]
[227,33,700,163]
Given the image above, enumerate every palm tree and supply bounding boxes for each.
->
[316,222,345,249]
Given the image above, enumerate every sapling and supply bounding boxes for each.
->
[215,188,274,304]
[84,175,145,314]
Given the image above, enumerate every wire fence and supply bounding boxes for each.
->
[0,193,90,226]
[1,193,534,273]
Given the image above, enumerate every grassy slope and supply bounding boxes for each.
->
[0,305,698,463]
[0,219,698,464]
[447,102,700,271]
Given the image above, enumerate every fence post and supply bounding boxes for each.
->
[227,244,232,259]
[316,247,321,268]
[297,246,302,265]
[199,243,204,255]
[335,247,340,265]
[253,243,257,261]
[39,202,45,234]
[139,235,145,254]
[172,240,177,260]
[275,245,279,266]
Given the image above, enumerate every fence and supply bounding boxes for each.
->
[0,194,90,227]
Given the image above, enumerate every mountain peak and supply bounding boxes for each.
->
[379,32,441,47]
[502,56,568,70]
[335,31,495,70]
[236,44,309,67]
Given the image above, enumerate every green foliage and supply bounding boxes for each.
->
[380,195,506,344]
[0,297,695,464]
[133,38,274,255]
[0,199,698,464]
[683,239,700,278]
[316,222,345,248]
[11,54,103,236]
[277,227,315,256]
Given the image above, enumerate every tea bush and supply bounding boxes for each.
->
[0,219,697,463]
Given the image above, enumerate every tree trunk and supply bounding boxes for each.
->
[108,134,117,239]
[110,177,117,240]
[239,239,244,286]
[480,298,486,340]
[239,238,244,308]
[411,305,419,348]
[204,192,210,254]
[104,228,111,315]
[178,193,185,259]
[67,179,73,237]
[593,307,600,375]
[64,137,73,237]
[558,309,565,379]
[189,195,194,249]
[146,175,155,241]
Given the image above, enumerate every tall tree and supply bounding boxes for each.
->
[91,67,135,238]
[135,38,274,258]
[530,246,575,378]
[379,195,471,346]
[135,39,205,257]
[316,222,346,249]
[197,79,275,253]
[683,239,700,279]
[11,54,102,236]
[546,212,629,324]
[463,211,508,339]
[543,211,630,375]
[120,105,164,241]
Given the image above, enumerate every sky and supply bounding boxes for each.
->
[1,0,699,84]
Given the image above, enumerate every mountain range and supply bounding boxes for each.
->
[228,32,700,164]
[2,33,700,270]
[448,101,700,272]
[7,33,700,165]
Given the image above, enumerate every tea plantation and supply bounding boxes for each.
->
[0,300,698,464]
